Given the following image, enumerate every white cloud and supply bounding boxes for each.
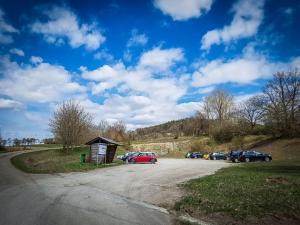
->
[30,56,43,64]
[127,29,148,47]
[0,55,86,103]
[94,50,114,61]
[0,98,25,110]
[192,44,292,88]
[29,5,105,50]
[154,0,213,21]
[137,47,184,73]
[0,9,19,44]
[77,47,193,127]
[123,50,132,62]
[25,113,43,122]
[9,48,25,56]
[201,0,264,51]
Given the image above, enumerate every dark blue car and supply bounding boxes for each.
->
[121,152,137,162]
[209,152,228,160]
[239,150,272,162]
[190,152,203,158]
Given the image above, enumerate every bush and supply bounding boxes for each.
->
[231,136,244,149]
[189,140,205,152]
[210,127,233,144]
[0,145,6,152]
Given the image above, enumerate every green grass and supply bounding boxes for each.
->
[11,146,125,174]
[174,160,300,218]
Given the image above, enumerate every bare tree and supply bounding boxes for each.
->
[105,120,127,142]
[237,94,265,131]
[202,87,236,133]
[97,120,109,136]
[262,68,300,137]
[49,99,94,154]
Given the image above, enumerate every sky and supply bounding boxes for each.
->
[0,0,299,141]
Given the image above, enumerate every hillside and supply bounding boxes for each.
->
[129,135,300,160]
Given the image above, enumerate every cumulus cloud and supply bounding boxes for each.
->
[0,9,19,44]
[201,0,264,51]
[0,98,25,111]
[29,4,105,50]
[154,0,213,20]
[94,50,114,61]
[30,56,43,64]
[126,29,148,47]
[0,55,86,103]
[137,47,184,73]
[25,113,43,122]
[192,44,291,88]
[79,47,195,125]
[9,48,25,56]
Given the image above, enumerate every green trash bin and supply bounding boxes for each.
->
[81,154,86,163]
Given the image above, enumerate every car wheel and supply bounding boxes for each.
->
[150,158,155,164]
[130,159,136,164]
[265,157,270,162]
[213,156,217,160]
[245,158,250,162]
[234,158,239,163]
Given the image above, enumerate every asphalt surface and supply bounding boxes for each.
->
[0,150,230,225]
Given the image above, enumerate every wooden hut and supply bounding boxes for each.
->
[85,136,121,164]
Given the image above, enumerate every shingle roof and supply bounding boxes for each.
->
[85,136,122,145]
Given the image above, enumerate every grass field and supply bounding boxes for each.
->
[174,160,300,217]
[173,137,300,224]
[11,146,126,174]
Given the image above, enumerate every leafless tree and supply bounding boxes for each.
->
[237,94,265,131]
[97,120,109,136]
[202,87,236,133]
[49,99,94,154]
[261,68,300,137]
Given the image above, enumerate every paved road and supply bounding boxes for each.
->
[0,150,230,225]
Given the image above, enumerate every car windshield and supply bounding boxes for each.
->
[132,152,140,156]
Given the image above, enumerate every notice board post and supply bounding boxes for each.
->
[97,143,107,165]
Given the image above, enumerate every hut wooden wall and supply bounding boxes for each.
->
[89,143,117,164]
[106,145,117,163]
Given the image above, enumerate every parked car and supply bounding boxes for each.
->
[229,150,243,163]
[209,152,228,160]
[190,152,203,158]
[203,153,211,160]
[239,150,272,162]
[121,152,137,162]
[185,152,191,158]
[127,152,157,164]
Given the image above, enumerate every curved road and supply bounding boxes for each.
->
[0,150,230,225]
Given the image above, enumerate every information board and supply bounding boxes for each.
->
[98,143,107,156]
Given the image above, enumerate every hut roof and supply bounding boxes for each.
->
[85,136,122,146]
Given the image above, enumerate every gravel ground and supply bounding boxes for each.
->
[49,158,231,208]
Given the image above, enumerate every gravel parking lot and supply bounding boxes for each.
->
[52,158,231,208]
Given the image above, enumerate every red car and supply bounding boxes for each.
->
[127,152,157,164]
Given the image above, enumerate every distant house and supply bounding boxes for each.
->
[85,136,122,164]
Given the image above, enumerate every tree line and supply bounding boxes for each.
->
[1,138,44,146]
[136,68,300,142]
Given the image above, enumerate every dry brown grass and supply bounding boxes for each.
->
[159,135,300,160]
[250,138,300,160]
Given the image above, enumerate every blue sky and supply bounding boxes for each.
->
[0,0,299,141]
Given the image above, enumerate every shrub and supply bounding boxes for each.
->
[189,140,205,152]
[231,136,244,149]
[0,145,6,152]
